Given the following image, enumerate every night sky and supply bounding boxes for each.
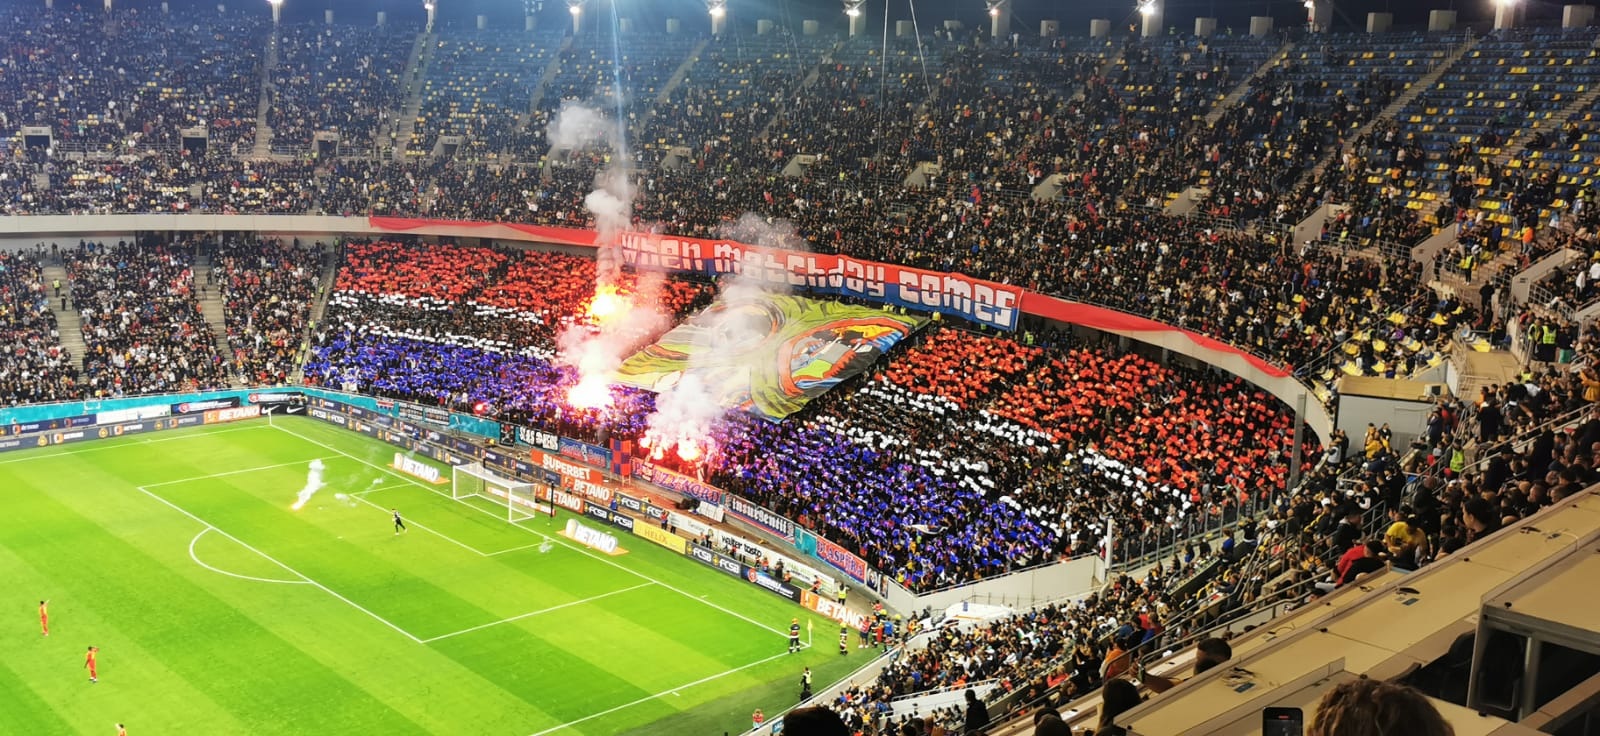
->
[14,0,1577,37]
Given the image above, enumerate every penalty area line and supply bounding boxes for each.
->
[346,491,492,557]
[272,421,795,641]
[420,582,657,644]
[484,541,552,556]
[142,457,329,488]
[525,648,806,736]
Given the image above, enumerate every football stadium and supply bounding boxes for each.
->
[3,0,1600,734]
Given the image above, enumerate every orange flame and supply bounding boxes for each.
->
[566,375,613,409]
[676,439,702,462]
[587,285,628,323]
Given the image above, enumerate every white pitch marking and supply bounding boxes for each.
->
[135,482,423,643]
[0,423,270,465]
[524,649,805,736]
[273,421,792,639]
[141,457,328,488]
[483,541,553,557]
[187,528,309,585]
[421,582,657,643]
[345,491,490,556]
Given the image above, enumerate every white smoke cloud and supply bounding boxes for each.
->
[545,99,618,151]
[290,458,327,511]
[716,212,811,252]
[639,219,808,462]
[547,100,662,409]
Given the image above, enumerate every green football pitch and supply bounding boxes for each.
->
[0,416,864,736]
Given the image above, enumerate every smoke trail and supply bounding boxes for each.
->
[290,459,327,511]
[546,99,663,409]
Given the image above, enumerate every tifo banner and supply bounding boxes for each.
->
[512,425,560,451]
[365,218,1021,330]
[397,402,450,427]
[365,218,1301,379]
[618,233,1023,331]
[615,293,926,420]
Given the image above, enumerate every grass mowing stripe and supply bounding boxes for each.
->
[132,481,427,644]
[526,649,803,736]
[3,419,862,735]
[159,458,650,634]
[0,655,75,736]
[422,582,657,643]
[0,481,427,736]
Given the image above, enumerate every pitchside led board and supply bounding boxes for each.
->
[615,293,927,420]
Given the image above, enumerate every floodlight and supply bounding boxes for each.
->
[1137,1,1156,16]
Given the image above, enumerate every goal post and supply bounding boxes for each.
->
[451,462,551,522]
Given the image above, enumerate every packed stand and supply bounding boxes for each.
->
[638,32,830,162]
[66,239,227,397]
[268,23,412,153]
[304,241,713,439]
[0,9,264,154]
[214,237,325,385]
[0,250,76,405]
[707,326,1312,589]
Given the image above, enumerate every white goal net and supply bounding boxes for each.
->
[452,462,548,522]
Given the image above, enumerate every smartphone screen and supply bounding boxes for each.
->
[1262,706,1303,736]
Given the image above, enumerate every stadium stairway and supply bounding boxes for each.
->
[42,265,87,363]
[194,254,237,386]
[252,30,281,158]
[1493,84,1600,167]
[289,245,341,384]
[1203,38,1297,126]
[1298,33,1482,191]
[501,35,574,162]
[756,42,837,141]
[630,38,710,141]
[391,33,433,163]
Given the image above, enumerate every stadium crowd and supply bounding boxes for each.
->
[66,239,228,396]
[0,12,1598,736]
[0,250,75,405]
[214,237,325,385]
